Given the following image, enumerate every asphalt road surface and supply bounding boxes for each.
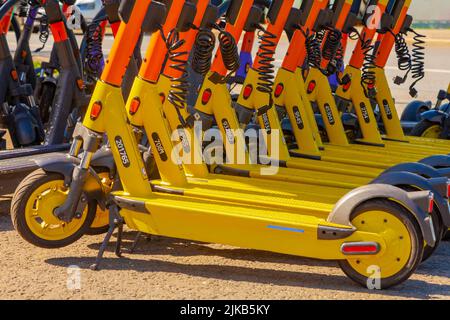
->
[1,30,450,300]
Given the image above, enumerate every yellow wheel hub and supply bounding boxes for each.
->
[89,172,113,229]
[421,125,442,139]
[25,179,88,241]
[346,211,412,279]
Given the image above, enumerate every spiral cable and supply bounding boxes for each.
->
[350,29,377,98]
[18,0,28,17]
[408,28,426,97]
[254,25,277,101]
[191,29,216,76]
[34,13,49,53]
[218,28,240,74]
[165,29,190,127]
[84,21,104,78]
[302,28,322,69]
[322,28,342,62]
[392,31,412,85]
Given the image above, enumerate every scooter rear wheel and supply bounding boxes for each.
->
[11,169,96,248]
[338,199,423,289]
[410,120,443,139]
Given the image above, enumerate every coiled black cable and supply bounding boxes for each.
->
[35,13,49,53]
[392,31,412,85]
[218,28,240,74]
[18,0,28,17]
[84,21,104,78]
[191,29,215,76]
[254,25,277,100]
[322,29,342,62]
[408,28,426,97]
[350,29,377,98]
[191,21,240,81]
[165,29,190,127]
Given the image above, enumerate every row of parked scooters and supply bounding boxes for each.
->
[1,0,450,289]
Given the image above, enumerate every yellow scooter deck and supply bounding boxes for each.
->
[117,191,382,261]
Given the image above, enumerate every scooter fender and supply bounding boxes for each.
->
[401,100,431,122]
[372,172,450,227]
[328,184,436,247]
[420,109,446,123]
[419,155,450,169]
[35,154,108,209]
[381,162,442,178]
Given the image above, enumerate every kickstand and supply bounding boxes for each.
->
[129,232,142,253]
[90,205,123,271]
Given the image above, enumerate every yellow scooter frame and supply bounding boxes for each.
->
[9,0,438,289]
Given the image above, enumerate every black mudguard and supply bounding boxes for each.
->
[420,155,450,169]
[381,162,443,178]
[35,153,110,209]
[372,172,450,227]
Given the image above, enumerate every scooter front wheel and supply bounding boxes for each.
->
[11,169,96,248]
[86,171,113,235]
[338,199,423,289]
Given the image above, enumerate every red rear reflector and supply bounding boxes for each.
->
[446,182,450,198]
[243,85,253,99]
[90,101,102,120]
[342,80,351,92]
[202,89,212,105]
[341,242,380,255]
[274,83,284,98]
[10,70,18,81]
[307,81,316,94]
[428,192,434,213]
[129,97,141,115]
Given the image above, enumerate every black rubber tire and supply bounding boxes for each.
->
[338,199,423,289]
[11,169,96,248]
[410,119,442,138]
[443,230,450,241]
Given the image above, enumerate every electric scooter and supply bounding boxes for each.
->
[404,83,450,139]
[11,0,437,288]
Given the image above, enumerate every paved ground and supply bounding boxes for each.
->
[1,194,449,300]
[1,30,450,300]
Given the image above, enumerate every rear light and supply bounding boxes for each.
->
[201,89,212,105]
[90,101,102,120]
[341,242,380,255]
[243,85,253,99]
[428,192,434,214]
[274,83,284,97]
[307,81,316,94]
[447,181,450,198]
[129,97,141,115]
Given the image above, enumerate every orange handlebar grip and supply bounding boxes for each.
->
[0,8,13,34]
[252,0,294,70]
[139,0,187,82]
[282,0,328,71]
[375,5,410,68]
[211,0,255,76]
[101,0,152,86]
[163,0,210,78]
